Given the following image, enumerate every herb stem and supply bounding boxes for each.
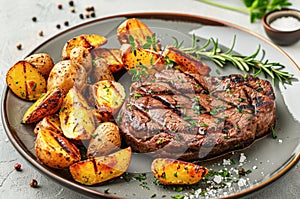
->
[196,0,249,14]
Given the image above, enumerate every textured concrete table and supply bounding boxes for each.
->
[0,0,299,198]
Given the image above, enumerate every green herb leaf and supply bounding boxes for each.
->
[196,0,292,23]
[179,35,295,85]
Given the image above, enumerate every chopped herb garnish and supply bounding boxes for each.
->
[210,109,219,115]
[174,172,178,177]
[200,123,208,127]
[132,93,142,98]
[171,195,184,199]
[271,126,277,139]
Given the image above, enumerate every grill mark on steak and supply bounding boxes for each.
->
[118,69,276,161]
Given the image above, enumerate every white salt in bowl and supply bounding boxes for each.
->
[262,8,300,46]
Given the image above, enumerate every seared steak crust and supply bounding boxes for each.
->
[118,69,276,161]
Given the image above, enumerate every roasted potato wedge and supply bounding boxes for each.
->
[117,18,161,51]
[34,114,61,136]
[162,46,211,76]
[47,60,87,95]
[121,45,164,71]
[92,80,126,116]
[90,58,115,83]
[92,48,123,73]
[6,61,47,101]
[151,158,209,185]
[22,88,63,124]
[70,46,93,75]
[87,122,121,157]
[69,147,132,185]
[25,53,54,78]
[59,87,95,140]
[62,34,107,60]
[35,128,81,169]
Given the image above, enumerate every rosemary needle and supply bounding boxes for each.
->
[176,35,294,85]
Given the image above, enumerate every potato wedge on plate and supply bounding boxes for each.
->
[92,48,124,73]
[47,60,87,95]
[151,158,209,185]
[87,122,121,157]
[62,34,107,60]
[35,128,81,169]
[6,60,47,101]
[163,46,211,76]
[117,18,161,51]
[70,46,93,75]
[25,53,54,79]
[59,87,95,140]
[90,58,115,83]
[34,114,61,136]
[121,45,164,71]
[69,147,132,185]
[22,88,63,124]
[92,80,126,116]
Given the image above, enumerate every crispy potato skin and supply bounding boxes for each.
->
[70,46,93,75]
[59,87,95,140]
[34,114,62,136]
[69,147,131,185]
[6,61,47,101]
[47,60,87,95]
[35,128,81,169]
[25,53,54,78]
[151,158,209,185]
[117,18,161,51]
[121,45,165,71]
[163,46,211,76]
[22,88,63,124]
[90,58,115,83]
[92,48,124,73]
[87,122,121,157]
[92,80,126,116]
[62,34,107,60]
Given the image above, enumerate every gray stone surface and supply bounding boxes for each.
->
[0,0,299,198]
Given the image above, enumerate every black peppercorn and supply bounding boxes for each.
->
[16,43,22,50]
[56,24,61,29]
[64,21,69,26]
[79,13,84,19]
[69,1,74,6]
[91,12,96,18]
[32,17,37,22]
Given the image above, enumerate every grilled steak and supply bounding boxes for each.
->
[118,69,276,161]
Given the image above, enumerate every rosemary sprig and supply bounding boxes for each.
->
[176,35,294,85]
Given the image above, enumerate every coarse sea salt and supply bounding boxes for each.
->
[270,16,300,31]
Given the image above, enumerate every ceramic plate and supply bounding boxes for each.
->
[2,13,300,199]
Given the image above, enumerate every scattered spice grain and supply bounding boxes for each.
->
[56,24,61,29]
[57,4,63,9]
[79,13,84,19]
[14,163,22,171]
[70,7,75,13]
[38,30,44,36]
[91,12,96,18]
[30,179,38,188]
[16,43,22,50]
[64,21,69,26]
[32,17,37,22]
[85,13,90,18]
[69,0,74,7]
